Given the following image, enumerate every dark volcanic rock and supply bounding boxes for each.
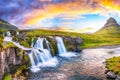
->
[102,17,119,29]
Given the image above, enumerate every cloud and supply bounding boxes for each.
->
[0,0,120,30]
[22,0,120,27]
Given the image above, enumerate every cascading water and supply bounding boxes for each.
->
[30,37,58,70]
[45,38,51,52]
[27,51,40,72]
[34,37,44,49]
[6,31,11,37]
[55,36,77,57]
[55,37,67,54]
[31,38,34,48]
[4,31,12,41]
[4,35,77,72]
[4,36,58,72]
[34,38,52,62]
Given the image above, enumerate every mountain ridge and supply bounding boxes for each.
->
[0,18,18,30]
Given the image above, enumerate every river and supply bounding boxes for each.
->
[28,47,120,80]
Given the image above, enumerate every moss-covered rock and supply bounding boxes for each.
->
[19,41,30,48]
[46,36,58,56]
[3,74,12,80]
[106,56,120,74]
[63,36,82,52]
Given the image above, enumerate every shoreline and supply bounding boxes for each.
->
[83,44,120,49]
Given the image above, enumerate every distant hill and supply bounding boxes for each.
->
[94,17,120,37]
[0,19,18,30]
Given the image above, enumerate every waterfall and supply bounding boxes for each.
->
[55,37,67,54]
[45,38,51,52]
[31,38,34,48]
[34,38,51,51]
[4,31,12,42]
[27,51,40,72]
[6,31,11,37]
[27,37,58,72]
[33,49,55,66]
[5,35,82,72]
[55,36,77,57]
[16,31,19,35]
[34,37,44,49]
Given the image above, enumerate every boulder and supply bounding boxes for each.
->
[115,75,120,80]
[106,71,116,79]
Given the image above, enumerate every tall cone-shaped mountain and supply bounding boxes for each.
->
[95,17,120,35]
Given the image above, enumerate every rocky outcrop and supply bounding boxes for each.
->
[63,36,83,52]
[45,36,83,55]
[46,36,58,56]
[106,71,116,79]
[0,47,27,79]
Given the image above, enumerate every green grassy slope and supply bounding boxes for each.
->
[95,26,120,37]
[13,29,120,49]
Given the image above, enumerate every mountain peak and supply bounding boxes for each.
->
[103,17,119,28]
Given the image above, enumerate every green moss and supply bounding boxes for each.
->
[17,49,23,56]
[19,41,30,48]
[106,56,120,74]
[11,52,30,78]
[2,42,16,49]
[46,37,58,55]
[3,74,12,80]
[24,53,30,64]
[13,65,28,78]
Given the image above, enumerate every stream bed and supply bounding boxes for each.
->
[28,47,120,80]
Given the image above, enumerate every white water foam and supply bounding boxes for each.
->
[29,66,41,73]
[59,52,77,57]
[37,57,58,67]
[4,37,12,42]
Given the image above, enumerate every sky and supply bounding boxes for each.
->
[0,0,120,33]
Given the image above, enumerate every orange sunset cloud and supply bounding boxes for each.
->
[22,0,120,28]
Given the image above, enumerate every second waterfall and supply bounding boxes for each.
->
[28,37,58,72]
